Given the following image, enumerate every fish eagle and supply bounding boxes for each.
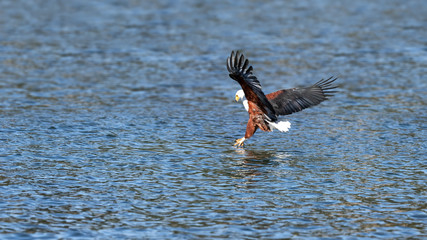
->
[227,51,338,147]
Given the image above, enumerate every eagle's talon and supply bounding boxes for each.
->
[234,137,246,147]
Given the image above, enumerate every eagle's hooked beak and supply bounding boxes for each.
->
[235,95,240,102]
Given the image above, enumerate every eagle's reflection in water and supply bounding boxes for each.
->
[232,148,292,187]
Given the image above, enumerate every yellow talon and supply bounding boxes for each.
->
[234,137,246,147]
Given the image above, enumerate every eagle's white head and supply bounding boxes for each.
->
[235,90,249,112]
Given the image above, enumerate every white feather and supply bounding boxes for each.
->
[242,100,249,112]
[267,120,291,132]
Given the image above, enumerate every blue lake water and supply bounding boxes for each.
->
[0,0,426,238]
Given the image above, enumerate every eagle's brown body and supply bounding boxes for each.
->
[245,101,271,138]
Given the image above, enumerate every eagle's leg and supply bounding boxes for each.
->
[234,137,246,147]
[233,119,258,147]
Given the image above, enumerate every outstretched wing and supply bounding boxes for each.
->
[227,51,276,121]
[266,76,338,116]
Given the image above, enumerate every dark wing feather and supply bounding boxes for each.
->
[266,76,338,116]
[227,51,277,121]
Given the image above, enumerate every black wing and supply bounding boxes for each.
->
[227,51,277,121]
[266,76,338,116]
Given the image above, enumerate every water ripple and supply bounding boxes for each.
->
[1,0,426,238]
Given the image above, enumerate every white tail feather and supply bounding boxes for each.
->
[268,120,291,132]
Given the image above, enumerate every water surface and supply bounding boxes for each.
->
[0,0,426,238]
